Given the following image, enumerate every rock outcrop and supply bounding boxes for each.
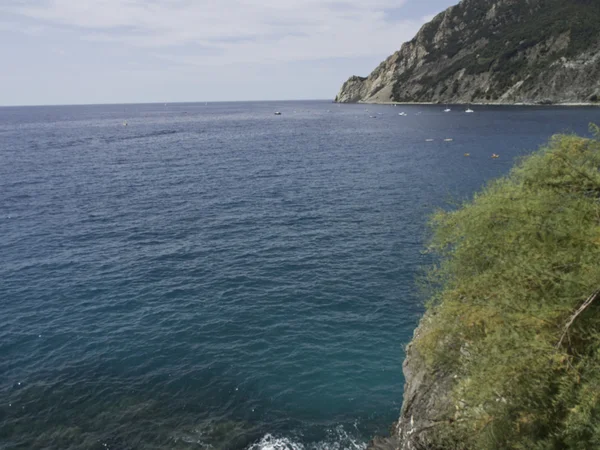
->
[335,0,600,104]
[367,313,456,450]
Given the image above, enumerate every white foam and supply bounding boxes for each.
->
[247,434,304,450]
[246,426,367,450]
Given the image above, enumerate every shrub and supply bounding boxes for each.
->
[418,128,600,449]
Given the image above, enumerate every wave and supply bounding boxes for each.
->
[247,435,305,450]
[246,426,367,450]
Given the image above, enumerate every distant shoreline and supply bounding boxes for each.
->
[335,100,600,107]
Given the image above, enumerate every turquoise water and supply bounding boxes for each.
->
[1,101,599,449]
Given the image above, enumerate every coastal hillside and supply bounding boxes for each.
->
[335,0,600,104]
[369,129,600,449]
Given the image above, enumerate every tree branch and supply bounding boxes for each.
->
[556,289,600,349]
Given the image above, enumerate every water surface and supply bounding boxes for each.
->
[1,101,598,449]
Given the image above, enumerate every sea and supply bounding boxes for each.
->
[1,101,599,450]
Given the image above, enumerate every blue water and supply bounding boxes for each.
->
[1,101,599,450]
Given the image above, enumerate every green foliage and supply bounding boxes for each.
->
[417,129,600,449]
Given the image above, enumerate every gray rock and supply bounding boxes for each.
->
[367,313,457,450]
[336,0,600,105]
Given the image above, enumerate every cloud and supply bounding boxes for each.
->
[0,19,47,35]
[3,0,428,65]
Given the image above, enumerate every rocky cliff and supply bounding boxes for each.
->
[335,0,600,104]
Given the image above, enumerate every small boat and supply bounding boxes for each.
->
[444,107,451,112]
[444,138,453,142]
[465,108,474,113]
[425,139,434,142]
[398,112,407,116]
[464,153,470,157]
[123,121,128,127]
[274,112,282,116]
[492,153,500,159]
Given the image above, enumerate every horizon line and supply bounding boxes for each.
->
[0,98,334,108]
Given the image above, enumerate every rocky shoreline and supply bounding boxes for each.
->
[336,2,600,447]
[341,101,599,107]
[366,312,456,450]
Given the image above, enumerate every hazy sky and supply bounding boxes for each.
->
[1,0,458,106]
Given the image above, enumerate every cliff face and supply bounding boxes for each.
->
[335,0,600,104]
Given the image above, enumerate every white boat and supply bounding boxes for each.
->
[398,112,407,116]
[274,111,282,116]
[465,108,474,113]
[444,107,451,112]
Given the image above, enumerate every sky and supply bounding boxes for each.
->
[1,0,459,106]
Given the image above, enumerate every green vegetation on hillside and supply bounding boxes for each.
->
[418,128,600,449]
